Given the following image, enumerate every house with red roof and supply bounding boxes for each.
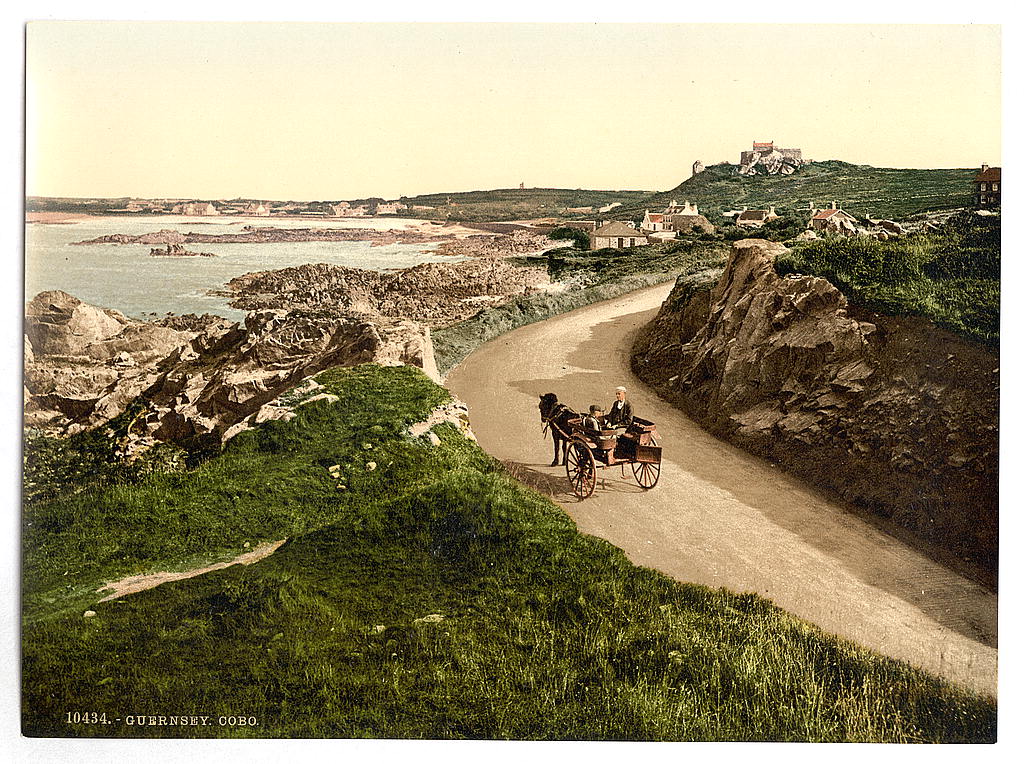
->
[974,165,1001,209]
[641,210,667,232]
[808,201,858,235]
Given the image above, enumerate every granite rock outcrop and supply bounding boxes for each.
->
[632,239,998,572]
[24,291,438,450]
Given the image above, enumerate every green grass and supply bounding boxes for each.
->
[614,161,976,222]
[23,365,995,740]
[774,211,1000,345]
[433,240,728,373]
[400,188,655,222]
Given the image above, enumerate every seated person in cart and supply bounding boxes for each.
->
[605,386,634,430]
[583,405,604,434]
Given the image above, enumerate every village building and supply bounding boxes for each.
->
[808,201,858,235]
[591,221,649,250]
[170,201,220,216]
[974,165,1001,208]
[244,202,271,217]
[376,201,408,215]
[640,211,667,232]
[331,202,369,217]
[641,201,715,235]
[735,206,780,229]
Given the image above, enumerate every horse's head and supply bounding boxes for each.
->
[539,393,558,421]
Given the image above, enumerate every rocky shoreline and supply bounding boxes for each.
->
[214,258,555,327]
[24,243,561,450]
[72,225,557,259]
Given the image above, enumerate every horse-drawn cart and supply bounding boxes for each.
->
[564,417,662,499]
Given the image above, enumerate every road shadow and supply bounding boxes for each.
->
[505,308,997,649]
[501,459,650,504]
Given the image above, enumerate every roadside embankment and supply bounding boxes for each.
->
[631,239,998,576]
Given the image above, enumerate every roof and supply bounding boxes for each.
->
[669,213,712,225]
[753,142,774,149]
[645,213,664,222]
[594,221,647,237]
[737,209,770,221]
[812,208,856,220]
[975,167,1001,182]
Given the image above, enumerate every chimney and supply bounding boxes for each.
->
[769,205,776,216]
[831,200,837,209]
[981,163,989,172]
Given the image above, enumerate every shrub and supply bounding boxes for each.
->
[549,226,591,251]
[775,214,1000,345]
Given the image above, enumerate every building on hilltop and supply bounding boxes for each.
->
[739,140,804,176]
[808,201,858,235]
[974,165,1001,208]
[591,221,648,250]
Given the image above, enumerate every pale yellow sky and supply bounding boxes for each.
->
[26,22,1001,200]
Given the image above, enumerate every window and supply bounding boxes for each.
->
[980,182,987,191]
[993,183,999,192]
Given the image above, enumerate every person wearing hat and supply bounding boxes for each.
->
[583,404,604,433]
[605,386,633,429]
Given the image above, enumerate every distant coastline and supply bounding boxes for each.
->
[25,211,91,224]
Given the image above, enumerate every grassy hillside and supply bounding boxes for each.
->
[23,365,995,740]
[401,187,655,222]
[775,211,1000,345]
[614,162,976,222]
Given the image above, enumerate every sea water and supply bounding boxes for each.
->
[25,215,464,322]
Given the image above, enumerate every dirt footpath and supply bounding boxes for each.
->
[445,282,997,698]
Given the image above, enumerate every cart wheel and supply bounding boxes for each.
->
[632,461,661,489]
[566,439,597,499]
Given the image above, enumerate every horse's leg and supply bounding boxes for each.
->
[550,434,560,467]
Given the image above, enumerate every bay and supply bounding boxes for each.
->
[25,215,463,322]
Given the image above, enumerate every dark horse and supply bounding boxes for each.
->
[539,393,578,467]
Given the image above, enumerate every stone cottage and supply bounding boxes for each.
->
[735,207,779,229]
[808,201,858,235]
[591,221,649,250]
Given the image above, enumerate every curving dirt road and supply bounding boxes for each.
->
[445,282,997,698]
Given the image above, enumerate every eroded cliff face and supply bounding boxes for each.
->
[632,239,998,572]
[24,291,438,450]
